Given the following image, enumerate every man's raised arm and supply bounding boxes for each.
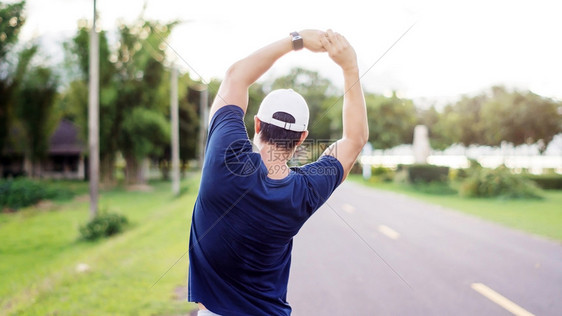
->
[321,30,369,181]
[209,30,326,120]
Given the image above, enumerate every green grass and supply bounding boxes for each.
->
[0,176,200,315]
[349,175,562,242]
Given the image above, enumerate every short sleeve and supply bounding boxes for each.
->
[207,105,251,153]
[204,105,259,178]
[296,155,344,212]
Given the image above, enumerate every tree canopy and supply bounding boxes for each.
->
[424,86,562,150]
[61,15,182,184]
[481,86,561,148]
[365,92,417,149]
[2,0,561,183]
[0,0,28,154]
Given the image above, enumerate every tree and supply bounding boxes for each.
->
[0,1,25,60]
[63,15,178,185]
[120,107,170,183]
[15,65,59,177]
[270,68,336,140]
[113,19,177,184]
[417,105,451,150]
[420,103,474,150]
[243,82,266,136]
[443,94,488,146]
[1,1,58,178]
[179,91,199,162]
[432,86,562,150]
[0,0,27,156]
[62,24,117,183]
[365,92,417,149]
[481,86,562,149]
[156,71,199,179]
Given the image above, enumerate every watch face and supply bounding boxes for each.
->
[294,35,302,40]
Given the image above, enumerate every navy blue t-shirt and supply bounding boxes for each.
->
[188,105,343,315]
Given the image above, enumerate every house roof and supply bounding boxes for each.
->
[49,119,85,155]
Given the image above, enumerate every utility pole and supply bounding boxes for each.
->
[170,64,180,195]
[198,86,208,167]
[88,0,99,219]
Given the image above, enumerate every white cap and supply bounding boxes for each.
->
[256,89,309,132]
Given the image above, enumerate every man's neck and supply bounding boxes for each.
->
[258,143,292,180]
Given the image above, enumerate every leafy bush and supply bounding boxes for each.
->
[79,212,129,241]
[450,159,482,182]
[371,166,395,182]
[411,181,457,195]
[523,174,562,190]
[393,167,409,184]
[44,184,77,201]
[0,178,45,210]
[460,166,542,199]
[0,178,76,211]
[407,164,450,183]
[449,168,470,182]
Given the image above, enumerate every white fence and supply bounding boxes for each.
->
[360,136,562,174]
[359,154,562,174]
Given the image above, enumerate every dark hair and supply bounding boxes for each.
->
[259,111,304,151]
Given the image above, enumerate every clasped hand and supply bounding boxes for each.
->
[300,29,358,72]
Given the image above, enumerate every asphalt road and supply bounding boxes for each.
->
[287,181,562,316]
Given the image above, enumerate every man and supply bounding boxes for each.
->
[188,29,368,315]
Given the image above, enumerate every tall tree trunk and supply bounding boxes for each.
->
[100,153,116,186]
[25,156,42,179]
[124,154,139,185]
[159,158,170,181]
[138,158,149,184]
[23,156,33,178]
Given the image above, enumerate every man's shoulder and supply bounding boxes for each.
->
[207,104,248,143]
[210,105,244,124]
[295,155,343,178]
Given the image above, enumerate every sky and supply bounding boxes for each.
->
[15,0,562,106]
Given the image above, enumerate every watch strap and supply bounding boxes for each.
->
[290,31,303,50]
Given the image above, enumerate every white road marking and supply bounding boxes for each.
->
[471,283,535,316]
[341,203,355,214]
[378,225,400,240]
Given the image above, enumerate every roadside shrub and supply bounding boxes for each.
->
[453,159,482,182]
[371,166,395,182]
[411,181,457,195]
[393,167,409,184]
[79,212,129,241]
[0,178,47,210]
[44,185,76,201]
[0,178,76,211]
[390,164,455,194]
[523,174,562,190]
[449,168,469,182]
[407,164,450,183]
[459,166,542,199]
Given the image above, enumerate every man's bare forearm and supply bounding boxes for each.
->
[208,38,292,116]
[341,67,368,145]
[320,30,368,180]
[229,30,326,87]
[209,30,326,118]
[227,38,292,89]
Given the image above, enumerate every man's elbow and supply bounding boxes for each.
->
[343,131,368,149]
[357,130,369,147]
[347,135,368,153]
[361,130,369,146]
[225,61,251,87]
[225,62,241,82]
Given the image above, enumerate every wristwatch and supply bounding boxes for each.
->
[290,31,303,50]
